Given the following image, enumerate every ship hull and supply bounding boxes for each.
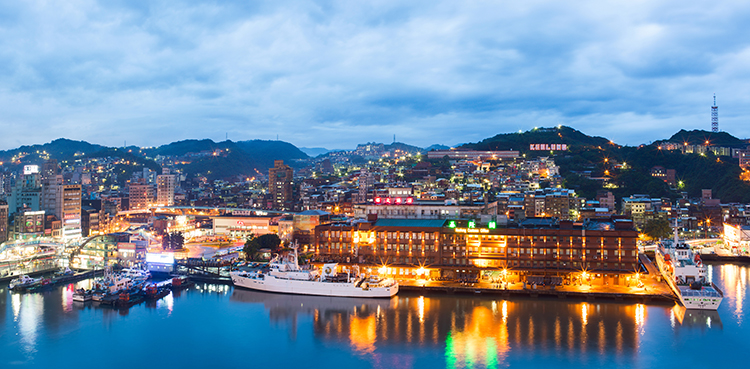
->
[655,249,722,310]
[230,273,398,298]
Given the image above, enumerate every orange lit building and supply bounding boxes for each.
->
[314,216,639,284]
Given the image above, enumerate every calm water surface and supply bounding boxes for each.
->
[1,264,749,368]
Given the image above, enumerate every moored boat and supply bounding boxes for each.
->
[9,275,43,292]
[655,225,723,310]
[230,246,398,298]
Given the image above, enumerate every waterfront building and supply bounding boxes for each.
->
[314,216,638,285]
[269,160,295,210]
[10,210,45,240]
[353,200,489,220]
[723,223,750,253]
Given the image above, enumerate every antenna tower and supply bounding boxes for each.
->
[711,94,718,132]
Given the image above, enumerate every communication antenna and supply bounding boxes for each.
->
[711,94,718,132]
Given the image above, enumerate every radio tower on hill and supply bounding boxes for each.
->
[711,94,718,132]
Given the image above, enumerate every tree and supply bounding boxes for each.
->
[243,233,282,261]
[642,219,672,240]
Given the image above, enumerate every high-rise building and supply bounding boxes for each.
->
[41,174,64,219]
[8,165,42,214]
[42,159,60,179]
[129,179,153,210]
[156,169,176,206]
[269,160,294,210]
[358,169,374,203]
[61,184,82,240]
[0,201,8,243]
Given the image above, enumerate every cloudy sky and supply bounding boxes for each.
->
[1,0,749,150]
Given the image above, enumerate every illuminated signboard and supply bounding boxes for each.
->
[23,165,40,175]
[146,253,175,265]
[373,197,414,205]
[529,144,567,151]
[488,221,497,229]
[448,220,457,228]
[454,228,490,234]
[468,220,476,229]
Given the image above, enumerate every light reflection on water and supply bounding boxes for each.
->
[1,263,748,368]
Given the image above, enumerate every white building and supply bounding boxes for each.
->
[157,171,176,206]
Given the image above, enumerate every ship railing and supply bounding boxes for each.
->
[712,282,724,297]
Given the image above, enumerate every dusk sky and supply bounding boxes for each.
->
[2,0,750,150]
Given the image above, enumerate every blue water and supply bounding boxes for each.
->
[1,263,749,368]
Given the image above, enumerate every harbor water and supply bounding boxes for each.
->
[1,263,749,368]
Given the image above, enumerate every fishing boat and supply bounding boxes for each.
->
[230,246,398,298]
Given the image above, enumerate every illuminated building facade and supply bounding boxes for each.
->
[0,201,8,243]
[315,217,639,284]
[129,179,153,210]
[212,214,276,238]
[156,169,176,206]
[61,184,82,240]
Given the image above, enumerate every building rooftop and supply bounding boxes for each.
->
[373,219,447,228]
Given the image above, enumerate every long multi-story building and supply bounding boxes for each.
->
[314,216,638,285]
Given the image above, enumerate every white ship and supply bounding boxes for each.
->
[230,248,398,298]
[655,226,723,310]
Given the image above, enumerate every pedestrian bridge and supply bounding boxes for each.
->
[0,238,66,257]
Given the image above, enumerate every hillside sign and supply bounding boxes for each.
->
[529,144,568,151]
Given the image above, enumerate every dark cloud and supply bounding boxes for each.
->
[1,0,750,150]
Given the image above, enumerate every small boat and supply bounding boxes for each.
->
[9,275,43,292]
[73,288,93,302]
[144,285,170,300]
[170,276,193,290]
[120,268,151,282]
[115,288,144,307]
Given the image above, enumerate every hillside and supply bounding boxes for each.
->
[146,139,230,157]
[384,142,424,154]
[233,140,309,170]
[662,129,748,148]
[464,126,615,152]
[0,138,107,163]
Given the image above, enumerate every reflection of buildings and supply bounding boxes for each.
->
[230,289,643,367]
